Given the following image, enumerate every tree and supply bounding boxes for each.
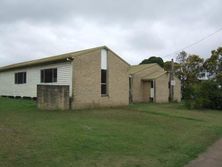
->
[140,56,164,67]
[186,80,222,110]
[176,52,204,82]
[176,47,222,110]
[203,47,222,78]
[175,51,204,99]
[176,51,187,65]
[164,61,180,72]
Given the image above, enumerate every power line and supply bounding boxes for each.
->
[162,26,222,59]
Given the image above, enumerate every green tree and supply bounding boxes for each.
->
[164,61,180,72]
[186,80,222,110]
[176,51,204,99]
[176,52,204,83]
[203,47,222,78]
[140,56,164,67]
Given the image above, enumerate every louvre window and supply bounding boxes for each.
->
[41,68,57,83]
[151,80,154,88]
[15,72,26,84]
[101,69,107,95]
[101,49,108,96]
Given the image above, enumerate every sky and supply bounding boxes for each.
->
[0,0,222,66]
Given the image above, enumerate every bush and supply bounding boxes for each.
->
[185,80,222,110]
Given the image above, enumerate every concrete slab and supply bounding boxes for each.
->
[185,139,222,167]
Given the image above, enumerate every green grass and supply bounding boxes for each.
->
[0,98,222,167]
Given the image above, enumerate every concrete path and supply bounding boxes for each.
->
[185,139,222,167]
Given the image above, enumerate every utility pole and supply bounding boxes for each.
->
[169,59,175,102]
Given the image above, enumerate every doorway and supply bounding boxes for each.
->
[150,80,155,102]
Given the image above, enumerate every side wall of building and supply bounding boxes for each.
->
[72,49,129,109]
[155,73,169,103]
[0,62,72,97]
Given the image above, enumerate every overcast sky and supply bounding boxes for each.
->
[0,0,222,66]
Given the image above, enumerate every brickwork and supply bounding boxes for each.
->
[155,74,169,103]
[130,64,181,103]
[72,50,129,109]
[37,85,70,110]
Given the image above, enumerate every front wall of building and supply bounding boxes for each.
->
[0,62,72,97]
[155,74,169,103]
[72,49,129,109]
[131,65,181,104]
[143,81,151,102]
[131,65,163,103]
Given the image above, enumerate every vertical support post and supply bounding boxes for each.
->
[170,59,175,102]
[153,80,156,102]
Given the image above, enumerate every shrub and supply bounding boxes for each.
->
[185,80,222,110]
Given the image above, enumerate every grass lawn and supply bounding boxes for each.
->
[0,98,222,167]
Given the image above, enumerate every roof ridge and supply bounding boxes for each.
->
[131,63,156,67]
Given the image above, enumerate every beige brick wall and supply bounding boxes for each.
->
[71,49,129,109]
[131,75,144,102]
[131,76,152,103]
[155,74,169,103]
[131,64,181,104]
[131,65,163,103]
[143,81,151,102]
[156,74,181,103]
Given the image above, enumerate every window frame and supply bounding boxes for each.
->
[40,68,57,83]
[101,69,107,96]
[101,49,108,96]
[15,72,27,84]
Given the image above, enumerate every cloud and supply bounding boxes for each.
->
[1,0,221,26]
[0,0,222,66]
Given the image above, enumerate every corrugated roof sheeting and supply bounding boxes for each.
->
[142,71,167,80]
[0,46,103,72]
[128,63,168,80]
[128,64,156,74]
[0,46,130,72]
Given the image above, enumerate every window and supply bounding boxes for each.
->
[15,72,26,84]
[101,69,107,95]
[129,77,133,103]
[41,68,57,83]
[101,49,108,95]
[151,80,154,88]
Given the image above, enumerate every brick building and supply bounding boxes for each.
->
[0,46,181,109]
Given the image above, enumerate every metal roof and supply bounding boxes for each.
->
[128,64,157,74]
[142,71,167,80]
[0,46,129,72]
[128,63,168,80]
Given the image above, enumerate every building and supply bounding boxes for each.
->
[129,64,181,103]
[198,71,215,81]
[0,46,181,109]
